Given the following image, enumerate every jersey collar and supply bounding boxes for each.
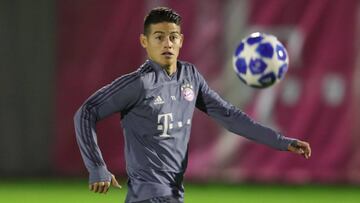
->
[146,59,180,81]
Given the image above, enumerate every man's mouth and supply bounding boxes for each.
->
[162,51,174,57]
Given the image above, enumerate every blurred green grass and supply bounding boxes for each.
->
[0,179,359,203]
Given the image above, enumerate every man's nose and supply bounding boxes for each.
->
[163,37,173,48]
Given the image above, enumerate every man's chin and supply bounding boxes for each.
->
[159,59,176,66]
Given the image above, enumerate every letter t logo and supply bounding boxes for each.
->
[157,113,173,138]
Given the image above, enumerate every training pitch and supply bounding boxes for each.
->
[0,179,359,203]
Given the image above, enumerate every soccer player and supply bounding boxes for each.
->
[74,7,311,203]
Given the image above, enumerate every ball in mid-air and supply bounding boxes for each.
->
[233,32,289,88]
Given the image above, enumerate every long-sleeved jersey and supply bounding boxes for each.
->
[74,60,295,202]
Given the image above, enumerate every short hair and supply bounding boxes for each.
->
[143,7,182,35]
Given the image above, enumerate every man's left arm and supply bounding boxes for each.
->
[194,70,311,158]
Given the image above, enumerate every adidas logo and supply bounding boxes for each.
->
[153,96,165,105]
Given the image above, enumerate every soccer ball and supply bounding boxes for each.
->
[233,32,289,88]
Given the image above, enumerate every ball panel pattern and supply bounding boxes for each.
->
[235,42,245,56]
[277,63,288,79]
[233,32,289,88]
[276,44,287,61]
[256,42,274,58]
[246,35,263,45]
[249,58,267,74]
[258,72,276,87]
[235,57,247,74]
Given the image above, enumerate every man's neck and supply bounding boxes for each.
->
[162,63,177,76]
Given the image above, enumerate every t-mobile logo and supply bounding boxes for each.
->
[157,113,174,138]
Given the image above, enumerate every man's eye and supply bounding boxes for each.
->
[155,36,162,40]
[170,35,178,40]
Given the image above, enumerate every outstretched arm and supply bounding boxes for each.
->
[74,73,143,193]
[194,69,311,154]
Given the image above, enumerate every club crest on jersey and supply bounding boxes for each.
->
[181,83,194,101]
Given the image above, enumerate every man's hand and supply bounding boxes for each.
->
[89,174,121,194]
[288,140,311,159]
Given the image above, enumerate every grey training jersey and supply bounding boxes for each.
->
[74,60,295,202]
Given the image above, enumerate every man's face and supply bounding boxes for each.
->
[140,22,183,67]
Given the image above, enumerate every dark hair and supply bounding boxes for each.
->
[143,7,182,35]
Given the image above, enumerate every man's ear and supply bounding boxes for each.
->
[140,34,147,48]
[179,34,184,48]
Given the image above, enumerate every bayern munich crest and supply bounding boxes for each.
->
[181,83,194,101]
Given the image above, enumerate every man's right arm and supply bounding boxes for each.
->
[73,72,143,185]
